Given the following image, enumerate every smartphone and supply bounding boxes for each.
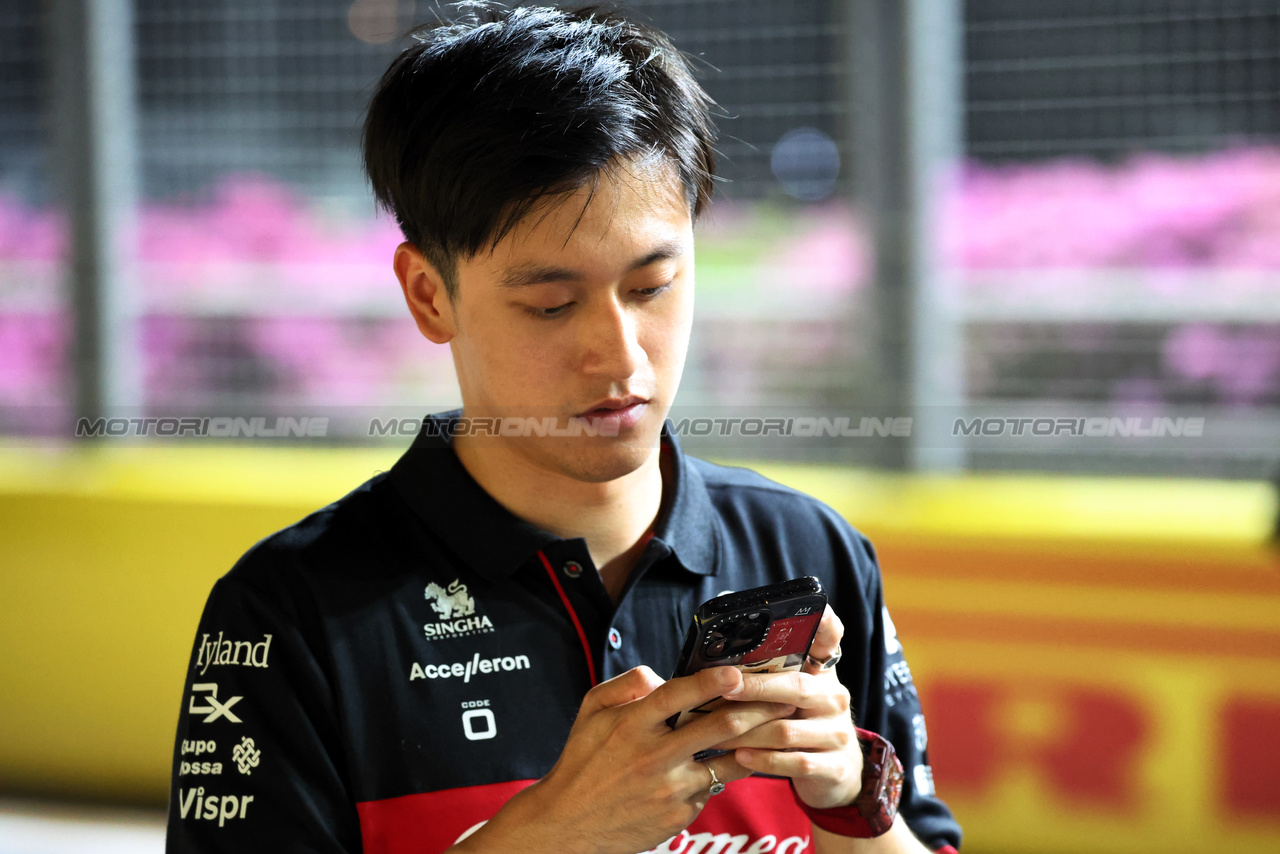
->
[667,576,826,736]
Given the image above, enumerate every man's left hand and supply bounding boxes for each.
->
[715,605,864,809]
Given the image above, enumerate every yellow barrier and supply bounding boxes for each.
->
[2,445,1278,854]
[749,462,1280,854]
[0,445,402,801]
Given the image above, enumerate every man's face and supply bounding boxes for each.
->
[444,159,695,483]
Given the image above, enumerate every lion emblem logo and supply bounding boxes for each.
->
[425,579,476,620]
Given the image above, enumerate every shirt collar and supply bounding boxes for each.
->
[388,410,720,582]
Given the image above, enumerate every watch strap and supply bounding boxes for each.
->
[790,728,903,838]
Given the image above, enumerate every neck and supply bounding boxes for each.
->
[452,433,666,602]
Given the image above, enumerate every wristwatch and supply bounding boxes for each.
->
[791,728,904,838]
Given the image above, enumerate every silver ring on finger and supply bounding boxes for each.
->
[707,764,725,796]
[805,646,842,671]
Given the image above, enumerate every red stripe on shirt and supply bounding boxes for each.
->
[537,549,598,687]
[357,775,815,853]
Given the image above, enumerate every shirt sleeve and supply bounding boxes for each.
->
[166,571,362,853]
[846,533,962,852]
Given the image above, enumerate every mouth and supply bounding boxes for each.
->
[575,395,650,432]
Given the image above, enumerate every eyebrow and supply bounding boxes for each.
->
[498,239,687,289]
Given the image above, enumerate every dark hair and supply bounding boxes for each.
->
[362,2,718,298]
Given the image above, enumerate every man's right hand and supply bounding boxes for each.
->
[449,665,795,854]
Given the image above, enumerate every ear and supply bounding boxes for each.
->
[394,242,457,344]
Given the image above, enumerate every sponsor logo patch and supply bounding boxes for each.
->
[181,739,216,756]
[232,736,261,775]
[189,683,243,724]
[410,653,530,684]
[911,712,929,752]
[453,825,813,852]
[424,614,495,639]
[654,830,813,853]
[423,579,495,640]
[914,763,937,797]
[462,708,497,741]
[883,607,901,654]
[426,580,475,619]
[178,788,254,827]
[194,632,272,676]
[180,761,223,775]
[884,660,917,708]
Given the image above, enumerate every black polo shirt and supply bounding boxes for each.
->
[166,411,962,853]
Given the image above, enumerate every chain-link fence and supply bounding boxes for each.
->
[960,0,1280,477]
[1,0,1278,476]
[967,0,1280,160]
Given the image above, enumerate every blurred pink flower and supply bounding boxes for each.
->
[948,146,1280,270]
[5,151,1280,409]
[0,194,65,261]
[762,204,870,295]
[0,313,66,404]
[1162,324,1280,406]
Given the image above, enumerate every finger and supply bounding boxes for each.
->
[667,700,796,759]
[638,666,744,725]
[708,753,755,785]
[683,754,754,810]
[802,606,844,675]
[733,745,846,783]
[580,665,665,714]
[712,717,852,753]
[723,670,847,715]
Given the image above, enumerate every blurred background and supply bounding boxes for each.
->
[1,1,1278,852]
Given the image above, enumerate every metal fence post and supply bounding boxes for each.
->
[906,0,965,471]
[848,0,964,471]
[50,0,142,431]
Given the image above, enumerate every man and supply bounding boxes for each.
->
[166,4,961,853]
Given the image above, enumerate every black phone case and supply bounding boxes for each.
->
[667,576,826,731]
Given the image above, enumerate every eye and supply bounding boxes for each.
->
[634,282,674,300]
[524,302,574,319]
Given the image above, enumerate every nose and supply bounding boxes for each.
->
[579,295,646,382]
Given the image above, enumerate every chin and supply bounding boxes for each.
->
[556,439,657,484]
[535,414,662,482]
